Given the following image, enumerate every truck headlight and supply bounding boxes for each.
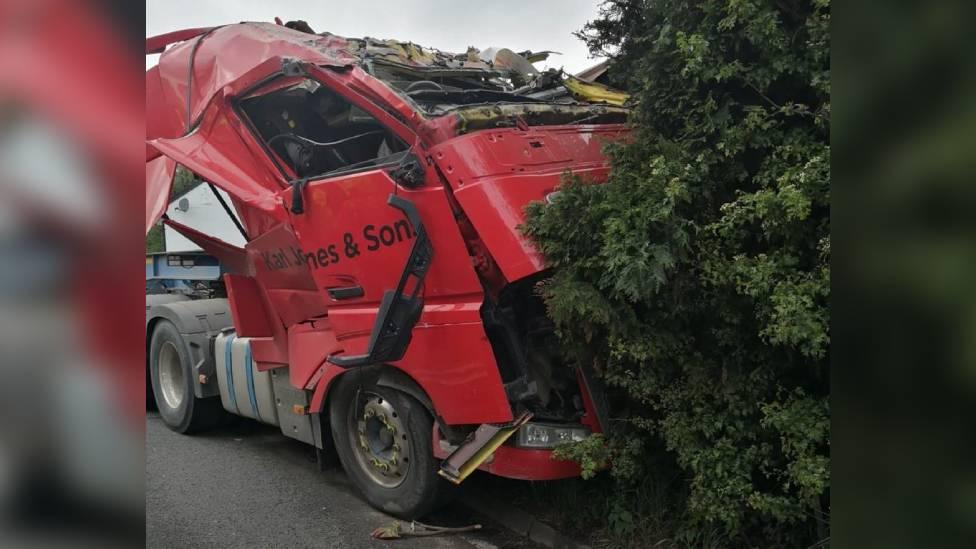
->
[514,423,590,449]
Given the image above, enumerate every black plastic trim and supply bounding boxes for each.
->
[327,194,432,368]
[327,285,365,300]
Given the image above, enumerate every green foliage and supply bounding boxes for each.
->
[554,433,612,480]
[145,224,165,253]
[523,0,829,544]
[170,165,199,198]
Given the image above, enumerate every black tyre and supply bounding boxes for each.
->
[329,371,453,518]
[149,320,223,433]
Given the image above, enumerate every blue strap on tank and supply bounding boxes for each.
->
[223,333,239,414]
[244,341,259,418]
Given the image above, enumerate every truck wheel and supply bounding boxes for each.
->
[329,373,451,519]
[149,320,222,433]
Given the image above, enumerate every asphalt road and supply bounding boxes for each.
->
[147,412,536,549]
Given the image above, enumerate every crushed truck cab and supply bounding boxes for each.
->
[145,20,627,518]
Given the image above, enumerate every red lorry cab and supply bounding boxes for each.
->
[145,21,628,518]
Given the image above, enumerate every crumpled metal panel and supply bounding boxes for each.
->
[145,155,175,233]
[150,23,358,139]
[561,74,630,106]
[163,217,251,276]
[429,124,627,282]
[148,93,286,224]
[145,26,215,54]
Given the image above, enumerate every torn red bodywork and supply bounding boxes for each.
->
[146,21,628,480]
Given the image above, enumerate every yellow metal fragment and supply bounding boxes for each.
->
[437,413,533,485]
[561,74,630,106]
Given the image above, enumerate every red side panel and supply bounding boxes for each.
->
[244,282,291,368]
[429,125,626,282]
[148,94,286,218]
[282,171,485,341]
[163,218,250,275]
[309,365,345,412]
[394,322,512,424]
[145,66,175,161]
[279,164,513,424]
[288,319,339,391]
[146,155,175,233]
[250,335,289,369]
[224,274,273,338]
[308,320,514,426]
[245,223,330,328]
[231,195,280,239]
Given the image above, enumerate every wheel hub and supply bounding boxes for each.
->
[157,341,185,410]
[351,394,409,488]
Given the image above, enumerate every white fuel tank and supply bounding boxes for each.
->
[214,331,278,425]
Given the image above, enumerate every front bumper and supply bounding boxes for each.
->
[433,427,583,481]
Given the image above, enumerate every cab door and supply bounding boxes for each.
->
[240,71,481,359]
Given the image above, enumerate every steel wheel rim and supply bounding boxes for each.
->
[348,392,410,488]
[158,341,186,410]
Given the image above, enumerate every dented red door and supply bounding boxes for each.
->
[280,160,514,425]
[281,164,482,348]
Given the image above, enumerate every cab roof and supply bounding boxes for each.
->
[146,22,548,140]
[147,23,358,144]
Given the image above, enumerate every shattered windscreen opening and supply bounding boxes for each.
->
[370,61,572,116]
[240,78,408,179]
[373,62,631,128]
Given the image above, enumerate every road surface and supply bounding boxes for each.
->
[147,412,536,548]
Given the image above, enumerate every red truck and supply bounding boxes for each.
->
[145,20,628,518]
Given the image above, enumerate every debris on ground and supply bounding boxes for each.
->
[370,520,482,540]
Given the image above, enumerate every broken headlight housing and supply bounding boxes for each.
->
[514,422,590,449]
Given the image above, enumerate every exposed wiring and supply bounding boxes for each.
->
[267,129,385,149]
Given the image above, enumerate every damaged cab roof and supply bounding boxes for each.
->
[146,21,628,144]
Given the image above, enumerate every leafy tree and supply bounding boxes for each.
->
[145,224,164,253]
[524,0,829,544]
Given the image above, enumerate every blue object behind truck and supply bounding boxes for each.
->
[146,251,225,295]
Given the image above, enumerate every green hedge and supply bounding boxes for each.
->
[522,0,829,545]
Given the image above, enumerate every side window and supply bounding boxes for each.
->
[240,78,408,179]
[161,166,246,252]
